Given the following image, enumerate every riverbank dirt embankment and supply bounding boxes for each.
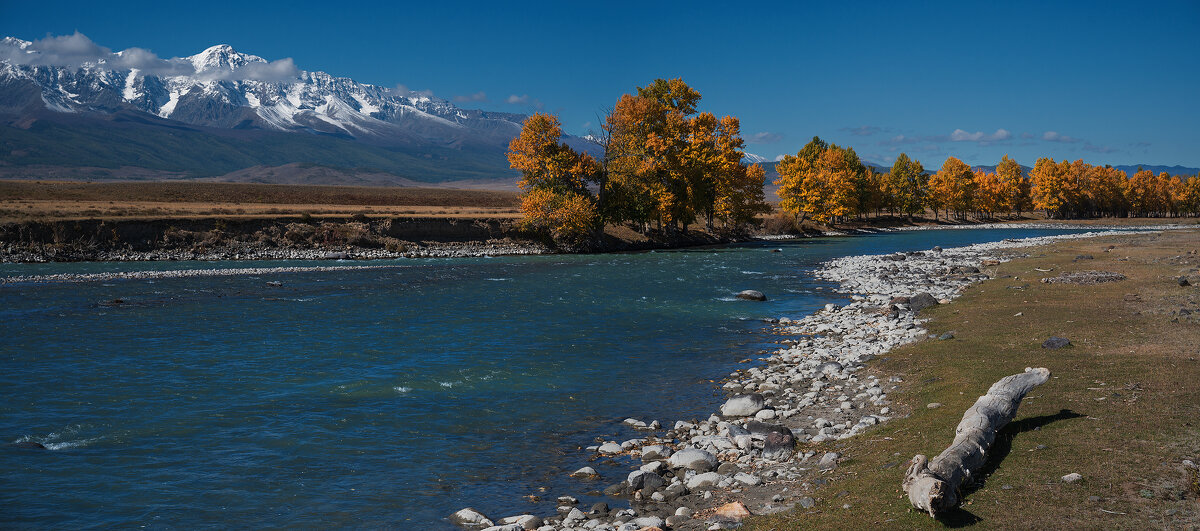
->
[444,228,1199,531]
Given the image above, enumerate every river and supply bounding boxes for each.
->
[0,227,1090,527]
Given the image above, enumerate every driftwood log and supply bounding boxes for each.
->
[903,367,1051,516]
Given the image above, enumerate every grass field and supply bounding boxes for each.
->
[746,229,1200,530]
[0,180,522,222]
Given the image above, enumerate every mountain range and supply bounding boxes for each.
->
[0,36,599,185]
[1,36,1195,187]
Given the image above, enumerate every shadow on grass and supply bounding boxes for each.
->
[935,408,1085,528]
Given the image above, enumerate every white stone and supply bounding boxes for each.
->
[686,472,723,489]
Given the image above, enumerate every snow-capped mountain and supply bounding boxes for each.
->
[0,36,533,153]
[741,152,769,165]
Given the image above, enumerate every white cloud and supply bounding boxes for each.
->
[200,57,299,82]
[747,131,783,144]
[506,94,529,104]
[1,32,299,81]
[394,84,435,99]
[950,128,1011,142]
[1042,131,1079,143]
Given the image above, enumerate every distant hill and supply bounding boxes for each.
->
[1113,164,1199,177]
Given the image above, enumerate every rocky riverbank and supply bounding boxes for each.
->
[0,216,550,263]
[447,229,1159,531]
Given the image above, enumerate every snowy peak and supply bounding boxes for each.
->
[188,44,265,73]
[0,32,545,170]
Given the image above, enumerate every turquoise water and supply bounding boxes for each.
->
[0,228,1087,527]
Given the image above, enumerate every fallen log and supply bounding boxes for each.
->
[903,367,1051,516]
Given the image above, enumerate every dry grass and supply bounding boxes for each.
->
[748,229,1200,530]
[0,180,520,222]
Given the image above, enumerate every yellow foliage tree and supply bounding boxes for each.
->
[888,153,927,218]
[972,169,1005,218]
[995,155,1027,216]
[1126,169,1160,216]
[1031,157,1081,218]
[602,78,766,235]
[1181,174,1200,215]
[775,140,863,224]
[508,113,601,246]
[929,157,976,220]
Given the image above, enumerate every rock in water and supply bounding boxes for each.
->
[909,292,939,313]
[762,430,796,461]
[720,393,766,417]
[668,448,719,472]
[1042,336,1071,349]
[736,290,767,301]
[448,508,493,529]
[570,466,599,479]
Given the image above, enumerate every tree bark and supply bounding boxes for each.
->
[902,367,1051,517]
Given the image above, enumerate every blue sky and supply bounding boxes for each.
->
[2,0,1198,168]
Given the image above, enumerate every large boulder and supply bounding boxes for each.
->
[668,448,718,472]
[686,471,723,489]
[626,469,665,491]
[720,393,766,417]
[449,508,493,529]
[736,290,767,301]
[496,515,542,530]
[640,444,672,461]
[909,292,939,313]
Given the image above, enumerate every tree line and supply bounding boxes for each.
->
[508,79,769,246]
[774,136,1200,223]
[510,80,1200,243]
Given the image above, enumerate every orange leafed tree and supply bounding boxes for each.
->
[775,139,864,224]
[508,113,601,246]
[972,169,1005,218]
[929,156,976,220]
[1031,157,1079,218]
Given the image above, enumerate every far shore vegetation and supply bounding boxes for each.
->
[510,79,1200,247]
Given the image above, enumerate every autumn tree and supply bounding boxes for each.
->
[972,169,1005,219]
[888,153,927,218]
[996,155,1028,216]
[508,113,601,245]
[599,78,769,236]
[775,137,865,224]
[929,156,976,220]
[1089,165,1129,217]
[774,136,827,222]
[1126,168,1160,216]
[514,78,766,242]
[1181,174,1200,216]
[859,166,887,217]
[1031,157,1080,218]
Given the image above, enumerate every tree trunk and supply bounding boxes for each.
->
[902,367,1051,517]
